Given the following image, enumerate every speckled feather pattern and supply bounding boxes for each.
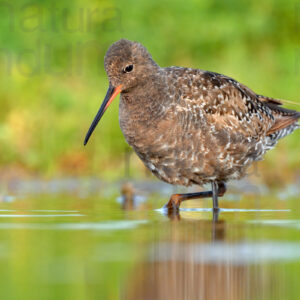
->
[104,39,300,187]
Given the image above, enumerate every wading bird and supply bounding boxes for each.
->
[84,39,300,212]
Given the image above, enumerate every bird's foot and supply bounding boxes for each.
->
[163,194,181,211]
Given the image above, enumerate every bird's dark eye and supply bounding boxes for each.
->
[123,64,133,73]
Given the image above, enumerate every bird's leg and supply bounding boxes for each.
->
[163,181,227,211]
[212,181,227,212]
[212,209,219,222]
[212,181,219,211]
[163,191,213,211]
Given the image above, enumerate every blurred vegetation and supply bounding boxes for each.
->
[0,0,299,183]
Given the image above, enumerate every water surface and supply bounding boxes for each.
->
[0,181,299,300]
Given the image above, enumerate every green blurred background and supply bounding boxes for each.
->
[0,0,299,185]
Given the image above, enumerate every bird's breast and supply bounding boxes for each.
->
[120,98,167,149]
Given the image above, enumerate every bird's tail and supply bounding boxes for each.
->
[261,97,300,148]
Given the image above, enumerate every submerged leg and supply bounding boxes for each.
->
[163,181,227,211]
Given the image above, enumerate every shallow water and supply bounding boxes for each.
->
[0,182,299,300]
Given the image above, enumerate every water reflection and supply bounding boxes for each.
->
[0,186,298,299]
[121,211,298,300]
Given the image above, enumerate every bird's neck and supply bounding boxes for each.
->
[119,72,170,145]
[120,72,170,121]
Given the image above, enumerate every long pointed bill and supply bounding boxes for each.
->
[84,84,122,145]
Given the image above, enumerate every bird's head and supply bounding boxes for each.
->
[84,39,158,145]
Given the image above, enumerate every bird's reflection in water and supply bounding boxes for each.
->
[121,210,282,300]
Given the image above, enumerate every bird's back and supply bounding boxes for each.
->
[141,67,300,185]
[164,66,299,149]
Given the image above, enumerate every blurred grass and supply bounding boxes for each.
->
[0,0,299,183]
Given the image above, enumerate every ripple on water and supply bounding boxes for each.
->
[0,220,148,230]
[149,241,300,265]
[249,219,300,230]
[156,207,291,214]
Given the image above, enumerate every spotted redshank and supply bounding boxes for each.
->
[84,39,300,212]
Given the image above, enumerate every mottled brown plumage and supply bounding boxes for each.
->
[84,39,300,211]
